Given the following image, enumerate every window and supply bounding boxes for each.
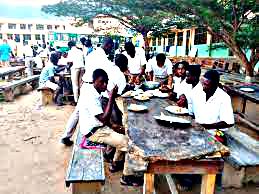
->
[24,34,31,40]
[36,24,44,30]
[15,34,20,42]
[20,24,26,30]
[42,34,45,41]
[177,32,183,46]
[168,33,175,46]
[212,35,221,43]
[55,25,59,30]
[63,25,65,30]
[0,23,3,30]
[28,24,33,30]
[0,34,2,39]
[194,28,207,45]
[158,37,161,46]
[47,25,52,30]
[152,37,156,46]
[8,23,16,29]
[35,34,41,40]
[7,34,13,40]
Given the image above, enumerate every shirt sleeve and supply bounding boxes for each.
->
[66,50,73,62]
[219,95,235,125]
[48,66,55,77]
[165,58,173,75]
[146,59,153,73]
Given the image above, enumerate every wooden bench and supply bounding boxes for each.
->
[65,131,105,194]
[222,129,259,188]
[1,75,39,101]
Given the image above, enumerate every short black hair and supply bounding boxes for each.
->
[80,37,86,44]
[85,39,92,47]
[68,41,76,48]
[92,69,109,82]
[50,52,59,65]
[156,53,166,63]
[204,70,220,85]
[115,54,128,72]
[124,42,135,52]
[102,37,114,47]
[174,61,189,70]
[187,65,201,79]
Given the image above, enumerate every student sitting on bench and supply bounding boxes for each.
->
[38,52,63,106]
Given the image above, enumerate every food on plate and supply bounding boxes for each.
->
[134,94,150,101]
[128,104,148,111]
[122,91,133,97]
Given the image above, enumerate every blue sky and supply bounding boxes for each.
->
[0,0,61,19]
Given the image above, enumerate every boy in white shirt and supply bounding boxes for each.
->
[146,53,173,88]
[192,70,234,143]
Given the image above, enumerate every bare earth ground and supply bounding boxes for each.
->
[0,90,257,194]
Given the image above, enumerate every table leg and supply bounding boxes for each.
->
[144,173,155,194]
[201,174,216,194]
[242,98,247,114]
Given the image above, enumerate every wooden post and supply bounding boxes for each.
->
[144,173,155,194]
[72,182,103,194]
[201,174,216,194]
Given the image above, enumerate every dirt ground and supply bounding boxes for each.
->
[0,90,257,194]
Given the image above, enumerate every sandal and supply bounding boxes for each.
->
[120,175,144,187]
[109,161,124,172]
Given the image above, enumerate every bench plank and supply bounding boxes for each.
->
[66,130,105,188]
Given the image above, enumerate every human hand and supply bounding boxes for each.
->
[176,95,187,107]
[112,124,125,134]
[109,85,118,99]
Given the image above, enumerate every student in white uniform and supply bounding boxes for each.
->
[192,70,234,143]
[146,53,173,88]
[123,42,147,84]
[61,50,128,146]
[173,61,192,99]
[176,65,202,108]
[67,41,84,103]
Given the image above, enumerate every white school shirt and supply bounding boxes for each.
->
[192,87,234,127]
[82,47,112,83]
[146,57,172,78]
[123,47,147,74]
[23,45,33,57]
[67,47,84,69]
[187,82,203,115]
[173,77,192,98]
[78,84,104,135]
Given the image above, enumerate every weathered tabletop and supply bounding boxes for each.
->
[0,66,25,77]
[126,97,229,162]
[125,97,227,194]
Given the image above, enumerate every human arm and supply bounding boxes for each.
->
[95,86,118,126]
[201,122,234,129]
[176,94,188,108]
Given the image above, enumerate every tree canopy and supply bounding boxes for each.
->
[42,0,258,76]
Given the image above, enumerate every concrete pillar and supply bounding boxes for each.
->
[182,30,187,56]
[175,33,178,56]
[191,28,195,46]
[207,32,212,45]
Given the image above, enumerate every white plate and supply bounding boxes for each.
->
[165,106,189,114]
[154,115,190,124]
[131,89,144,96]
[128,104,148,112]
[122,91,133,97]
[153,92,169,98]
[240,87,255,92]
[134,95,150,101]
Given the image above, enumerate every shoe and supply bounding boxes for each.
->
[109,161,124,172]
[120,175,144,187]
[61,138,73,146]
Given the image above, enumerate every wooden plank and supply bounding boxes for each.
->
[201,174,216,194]
[146,159,224,175]
[165,174,179,194]
[72,182,103,194]
[144,173,155,194]
[66,147,105,186]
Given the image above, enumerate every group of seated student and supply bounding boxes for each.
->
[59,38,234,187]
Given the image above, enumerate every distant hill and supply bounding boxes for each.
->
[0,4,62,20]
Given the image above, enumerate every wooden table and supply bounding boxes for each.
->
[125,98,228,194]
[0,66,25,80]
